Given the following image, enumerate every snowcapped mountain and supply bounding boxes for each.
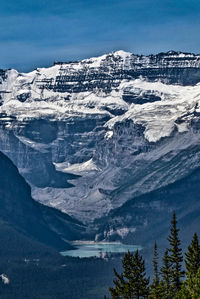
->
[1,50,200,223]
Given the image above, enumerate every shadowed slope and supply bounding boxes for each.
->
[0,151,85,251]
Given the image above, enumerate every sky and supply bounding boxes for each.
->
[0,0,200,72]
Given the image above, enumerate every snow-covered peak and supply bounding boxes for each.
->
[161,50,199,58]
[2,50,200,221]
[1,49,200,145]
[79,50,133,68]
[111,50,133,58]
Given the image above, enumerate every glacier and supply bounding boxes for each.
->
[1,50,200,222]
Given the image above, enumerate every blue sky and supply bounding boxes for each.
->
[0,0,200,71]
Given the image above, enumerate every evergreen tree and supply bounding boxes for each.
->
[175,282,190,299]
[150,242,161,298]
[185,232,200,278]
[175,234,200,299]
[176,267,200,299]
[185,267,200,298]
[109,250,149,299]
[160,249,172,298]
[152,242,159,287]
[107,215,200,299]
[167,212,184,293]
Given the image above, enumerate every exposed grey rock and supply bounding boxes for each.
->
[1,50,200,223]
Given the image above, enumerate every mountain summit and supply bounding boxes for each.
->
[1,50,200,225]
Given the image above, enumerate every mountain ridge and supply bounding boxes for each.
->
[1,49,200,72]
[0,150,85,250]
[94,157,200,247]
[1,50,200,224]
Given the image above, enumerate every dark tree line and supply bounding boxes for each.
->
[105,212,200,298]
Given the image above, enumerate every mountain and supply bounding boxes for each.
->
[0,151,85,251]
[1,50,200,227]
[0,151,119,299]
[94,163,200,248]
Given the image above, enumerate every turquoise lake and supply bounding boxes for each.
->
[61,242,142,258]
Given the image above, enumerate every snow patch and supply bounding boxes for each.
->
[106,80,200,142]
[105,131,113,139]
[0,274,9,284]
[54,158,99,175]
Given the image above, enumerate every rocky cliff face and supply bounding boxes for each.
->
[1,50,200,224]
[94,162,200,246]
[0,151,85,250]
